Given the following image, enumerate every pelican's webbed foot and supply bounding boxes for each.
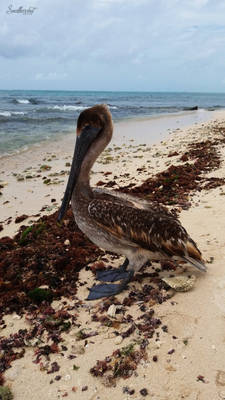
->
[96,258,129,282]
[87,270,134,300]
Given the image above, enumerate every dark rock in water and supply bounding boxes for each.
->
[184,106,198,111]
[28,98,40,105]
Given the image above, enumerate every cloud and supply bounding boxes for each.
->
[35,72,68,80]
[0,0,225,90]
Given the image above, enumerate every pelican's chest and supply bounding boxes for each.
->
[70,191,118,252]
[71,190,104,248]
[71,191,91,228]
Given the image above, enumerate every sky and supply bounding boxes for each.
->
[0,0,225,92]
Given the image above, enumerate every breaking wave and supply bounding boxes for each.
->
[0,111,27,118]
[48,105,86,111]
[11,98,41,105]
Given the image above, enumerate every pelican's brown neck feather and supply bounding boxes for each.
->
[76,105,113,189]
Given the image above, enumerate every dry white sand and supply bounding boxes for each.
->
[0,110,225,400]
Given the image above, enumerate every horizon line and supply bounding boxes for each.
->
[0,89,225,95]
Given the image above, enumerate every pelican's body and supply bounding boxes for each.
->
[58,105,206,300]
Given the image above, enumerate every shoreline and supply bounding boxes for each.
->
[0,108,221,160]
[0,109,224,240]
[0,111,224,237]
[0,109,225,399]
[0,112,220,237]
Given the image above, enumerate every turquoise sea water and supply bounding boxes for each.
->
[0,90,224,156]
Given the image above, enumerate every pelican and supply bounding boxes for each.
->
[58,104,206,300]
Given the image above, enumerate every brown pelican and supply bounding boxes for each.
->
[58,104,206,300]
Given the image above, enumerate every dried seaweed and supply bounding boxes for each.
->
[118,138,225,208]
[0,386,13,400]
[0,209,102,314]
[90,342,147,380]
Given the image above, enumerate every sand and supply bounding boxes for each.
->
[0,109,217,237]
[0,110,225,400]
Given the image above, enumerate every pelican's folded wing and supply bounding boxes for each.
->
[88,198,206,271]
[93,188,174,217]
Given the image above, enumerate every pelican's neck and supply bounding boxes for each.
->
[75,126,112,195]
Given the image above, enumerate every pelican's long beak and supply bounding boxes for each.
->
[57,125,101,222]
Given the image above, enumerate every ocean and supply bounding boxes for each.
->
[0,90,224,156]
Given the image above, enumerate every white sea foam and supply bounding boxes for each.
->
[17,99,30,104]
[0,111,11,117]
[197,108,206,113]
[0,145,29,159]
[13,111,26,115]
[108,105,118,110]
[49,104,118,112]
[0,111,26,117]
[49,105,86,111]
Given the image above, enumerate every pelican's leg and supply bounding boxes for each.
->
[96,258,129,282]
[87,270,134,300]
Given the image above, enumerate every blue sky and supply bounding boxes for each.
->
[0,0,225,92]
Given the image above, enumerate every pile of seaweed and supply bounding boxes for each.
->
[119,139,225,208]
[0,209,103,315]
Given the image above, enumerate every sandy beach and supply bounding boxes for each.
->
[1,110,225,400]
[0,110,217,237]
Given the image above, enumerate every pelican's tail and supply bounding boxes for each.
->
[183,255,207,272]
[183,238,207,272]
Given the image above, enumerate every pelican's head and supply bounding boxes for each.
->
[58,104,113,222]
[76,104,112,137]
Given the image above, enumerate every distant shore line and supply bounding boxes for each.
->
[0,108,222,159]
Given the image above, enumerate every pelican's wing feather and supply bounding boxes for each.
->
[88,198,206,271]
[93,188,174,217]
